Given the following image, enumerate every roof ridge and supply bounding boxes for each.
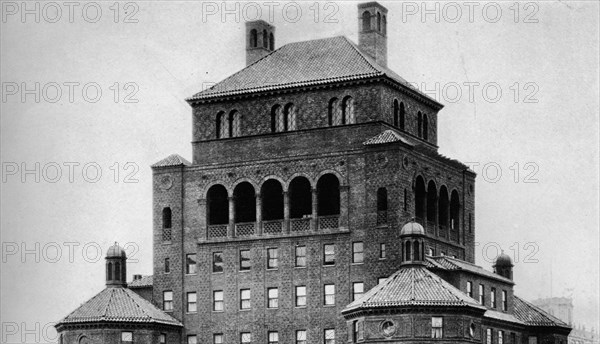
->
[339,36,383,76]
[123,288,152,320]
[102,288,115,320]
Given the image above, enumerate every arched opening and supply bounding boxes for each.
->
[207,185,228,225]
[107,262,113,280]
[377,187,388,225]
[271,104,282,133]
[317,174,340,216]
[234,182,256,223]
[289,177,312,218]
[414,176,426,222]
[216,111,227,139]
[250,29,257,47]
[115,262,120,281]
[417,111,422,138]
[405,241,411,261]
[413,241,420,261]
[261,180,283,221]
[269,33,275,50]
[450,190,460,230]
[438,186,449,228]
[393,99,399,127]
[383,15,387,34]
[362,11,371,31]
[400,102,405,130]
[342,96,354,124]
[263,30,268,48]
[162,207,172,229]
[426,181,437,225]
[229,110,241,137]
[377,12,381,31]
[328,98,340,126]
[423,114,429,141]
[284,103,296,130]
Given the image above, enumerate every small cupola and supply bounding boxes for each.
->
[493,251,514,280]
[358,2,388,67]
[245,20,275,66]
[105,242,127,287]
[400,221,426,265]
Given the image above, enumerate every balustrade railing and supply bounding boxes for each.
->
[318,215,339,230]
[263,220,283,234]
[208,224,228,238]
[290,218,310,232]
[235,222,255,236]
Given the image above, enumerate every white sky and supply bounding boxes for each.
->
[1,1,598,340]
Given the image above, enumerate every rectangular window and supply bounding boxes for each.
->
[295,245,306,267]
[187,292,197,313]
[324,244,335,265]
[467,281,473,298]
[378,277,387,285]
[240,249,251,271]
[295,286,307,307]
[186,253,197,274]
[432,317,443,338]
[379,243,386,259]
[164,258,170,273]
[353,321,359,342]
[213,290,224,312]
[486,329,493,344]
[267,287,278,308]
[268,332,279,344]
[121,332,133,343]
[213,252,224,273]
[324,329,335,344]
[491,287,497,308]
[324,284,335,305]
[499,331,504,344]
[267,248,279,269]
[159,333,166,344]
[163,291,173,311]
[213,334,223,344]
[240,289,251,310]
[479,284,485,305]
[352,282,364,301]
[352,242,364,264]
[502,290,508,311]
[187,335,197,344]
[240,332,252,344]
[296,330,307,344]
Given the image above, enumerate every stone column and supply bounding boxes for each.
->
[340,185,349,231]
[228,196,235,238]
[197,198,207,240]
[283,191,290,234]
[256,193,262,236]
[311,188,318,231]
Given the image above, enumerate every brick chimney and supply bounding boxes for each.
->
[246,20,275,66]
[358,2,388,67]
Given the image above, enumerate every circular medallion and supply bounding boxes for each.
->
[159,175,173,190]
[381,320,396,337]
[402,155,410,169]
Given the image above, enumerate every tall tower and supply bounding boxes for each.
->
[246,20,275,65]
[358,2,388,67]
[105,243,127,287]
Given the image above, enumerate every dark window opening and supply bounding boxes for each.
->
[269,33,275,50]
[427,181,437,223]
[405,241,411,261]
[107,262,112,280]
[261,179,284,221]
[417,111,422,138]
[162,207,172,229]
[328,97,340,126]
[377,187,388,211]
[317,174,340,216]
[393,99,399,127]
[450,190,460,230]
[438,186,449,228]
[207,184,228,225]
[423,114,429,141]
[399,102,405,130]
[234,182,256,223]
[342,96,354,124]
[289,177,312,218]
[413,241,420,261]
[250,29,257,47]
[271,105,281,133]
[377,12,381,31]
[362,11,371,31]
[262,30,268,48]
[115,262,120,281]
[414,176,426,222]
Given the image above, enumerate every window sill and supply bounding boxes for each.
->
[295,306,307,309]
[351,262,364,266]
[323,264,335,267]
[266,268,278,271]
[212,310,224,313]
[212,271,224,274]
[239,269,251,272]
[294,266,306,269]
[239,309,251,312]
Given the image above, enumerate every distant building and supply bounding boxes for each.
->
[57,2,573,343]
[532,297,598,344]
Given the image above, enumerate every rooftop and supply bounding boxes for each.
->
[426,256,514,284]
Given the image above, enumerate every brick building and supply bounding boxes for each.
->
[56,2,572,343]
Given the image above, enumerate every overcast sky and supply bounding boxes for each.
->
[1,1,598,340]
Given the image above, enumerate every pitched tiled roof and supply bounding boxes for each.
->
[188,36,440,107]
[151,154,191,168]
[513,296,570,327]
[57,287,182,327]
[363,129,413,146]
[426,256,514,284]
[128,275,153,288]
[484,309,524,325]
[343,265,484,314]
